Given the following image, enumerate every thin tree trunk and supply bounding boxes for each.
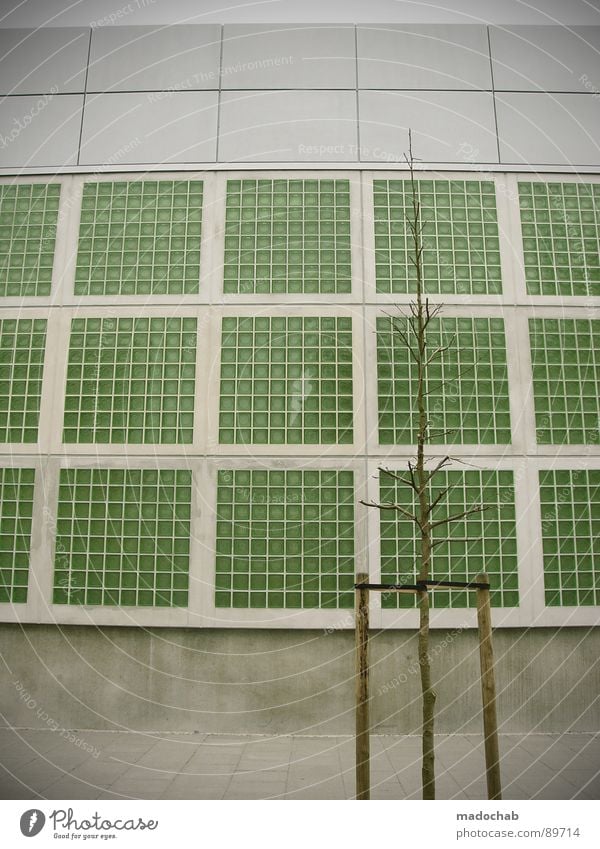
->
[418,589,435,798]
[362,134,487,798]
[412,154,436,800]
[416,297,436,800]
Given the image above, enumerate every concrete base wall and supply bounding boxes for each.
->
[1,624,598,734]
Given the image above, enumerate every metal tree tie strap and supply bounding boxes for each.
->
[354,579,491,591]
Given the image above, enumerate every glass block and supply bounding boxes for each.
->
[215,468,355,609]
[529,318,599,445]
[379,469,519,609]
[539,469,599,606]
[0,183,60,297]
[376,316,511,445]
[223,179,352,294]
[218,316,353,445]
[0,318,47,443]
[0,467,35,603]
[63,316,196,445]
[53,467,191,607]
[519,182,600,297]
[373,180,502,294]
[75,180,203,295]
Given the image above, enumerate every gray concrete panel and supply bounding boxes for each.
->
[219,90,357,161]
[79,91,218,165]
[0,93,83,167]
[221,24,356,89]
[490,26,600,92]
[357,24,492,90]
[87,25,222,92]
[358,90,498,163]
[496,92,600,165]
[0,28,89,95]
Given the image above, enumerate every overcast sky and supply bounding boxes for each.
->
[1,0,600,27]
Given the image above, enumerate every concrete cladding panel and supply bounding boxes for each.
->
[490,25,600,92]
[79,91,218,165]
[0,28,89,95]
[87,25,222,92]
[0,24,600,167]
[357,24,492,90]
[219,90,358,161]
[496,93,600,165]
[0,94,83,167]
[358,90,499,163]
[221,24,357,89]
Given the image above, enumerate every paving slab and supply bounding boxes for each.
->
[0,730,597,800]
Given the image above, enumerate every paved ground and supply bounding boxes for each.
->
[0,729,598,800]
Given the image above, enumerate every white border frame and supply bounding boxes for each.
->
[47,303,209,458]
[209,169,363,306]
[205,303,366,458]
[362,168,516,307]
[365,455,536,630]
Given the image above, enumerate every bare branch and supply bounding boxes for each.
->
[424,472,465,513]
[430,504,487,529]
[391,322,419,363]
[423,300,443,328]
[407,218,429,240]
[407,248,425,268]
[443,456,489,469]
[424,453,454,467]
[381,307,409,322]
[425,427,460,440]
[427,485,455,514]
[360,499,420,525]
[426,454,452,479]
[377,467,419,492]
[431,537,481,548]
[406,315,421,347]
[378,309,421,363]
[407,459,418,493]
[425,335,456,365]
[421,359,478,396]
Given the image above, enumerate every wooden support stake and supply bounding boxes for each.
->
[355,573,370,800]
[476,572,502,800]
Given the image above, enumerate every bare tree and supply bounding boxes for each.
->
[362,132,485,799]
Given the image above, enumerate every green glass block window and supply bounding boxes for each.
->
[519,182,600,297]
[379,469,518,609]
[0,318,47,443]
[223,179,352,294]
[377,316,511,445]
[75,180,203,295]
[53,468,191,607]
[0,183,60,297]
[529,318,599,444]
[540,469,600,607]
[215,469,355,609]
[0,468,34,604]
[373,180,502,294]
[219,316,353,445]
[63,316,196,445]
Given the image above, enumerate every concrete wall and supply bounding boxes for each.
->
[1,624,598,734]
[2,25,600,170]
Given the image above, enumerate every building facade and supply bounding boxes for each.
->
[0,23,599,734]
